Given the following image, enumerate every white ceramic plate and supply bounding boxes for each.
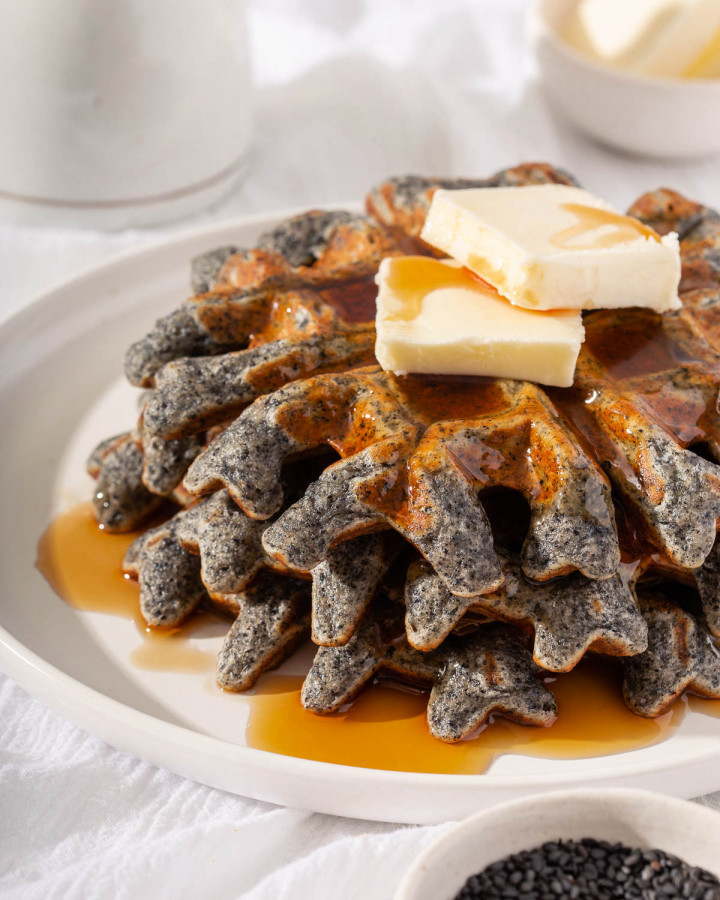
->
[2,208,720,825]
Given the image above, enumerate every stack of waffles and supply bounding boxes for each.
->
[88,163,720,742]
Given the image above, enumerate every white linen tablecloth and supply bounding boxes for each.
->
[2,1,720,896]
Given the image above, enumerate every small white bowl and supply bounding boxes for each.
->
[530,0,720,159]
[395,789,720,900]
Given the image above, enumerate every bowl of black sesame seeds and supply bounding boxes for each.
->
[395,789,720,900]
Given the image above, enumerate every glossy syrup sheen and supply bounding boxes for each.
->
[550,203,662,251]
[317,275,379,323]
[35,502,720,774]
[380,256,489,322]
[245,663,684,775]
[582,309,694,381]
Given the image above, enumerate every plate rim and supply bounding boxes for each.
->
[2,206,720,822]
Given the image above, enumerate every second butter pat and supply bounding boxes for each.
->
[562,0,720,79]
[374,256,584,388]
[420,184,681,312]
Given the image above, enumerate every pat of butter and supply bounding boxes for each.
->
[374,256,585,388]
[562,0,720,79]
[420,185,681,312]
[562,0,684,68]
[632,0,720,78]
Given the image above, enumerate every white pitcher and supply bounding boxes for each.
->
[0,0,253,228]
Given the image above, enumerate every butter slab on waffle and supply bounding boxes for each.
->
[420,184,681,312]
[374,255,584,387]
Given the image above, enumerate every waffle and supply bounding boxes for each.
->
[89,432,161,530]
[89,210,395,520]
[87,163,720,743]
[128,212,393,444]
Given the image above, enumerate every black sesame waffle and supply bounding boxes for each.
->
[90,209,398,531]
[87,163,720,742]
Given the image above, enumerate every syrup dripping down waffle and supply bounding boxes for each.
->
[87,164,720,741]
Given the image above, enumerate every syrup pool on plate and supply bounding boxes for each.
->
[35,503,217,674]
[36,503,720,774]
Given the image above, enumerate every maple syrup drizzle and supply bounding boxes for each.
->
[36,503,720,774]
[35,503,217,674]
[381,256,481,323]
[245,662,684,775]
[129,619,217,674]
[550,203,662,251]
[317,275,379,323]
[582,310,694,381]
[688,695,720,718]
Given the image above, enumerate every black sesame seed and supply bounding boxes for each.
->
[453,839,720,900]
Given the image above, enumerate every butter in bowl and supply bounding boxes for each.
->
[530,0,720,158]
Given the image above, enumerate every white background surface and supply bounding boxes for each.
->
[2,0,720,897]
